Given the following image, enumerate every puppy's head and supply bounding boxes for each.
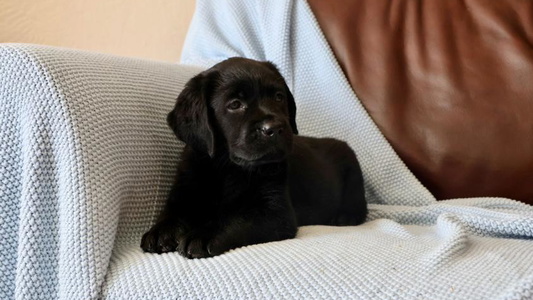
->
[168,57,298,167]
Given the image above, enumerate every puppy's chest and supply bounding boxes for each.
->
[216,172,282,208]
[220,174,251,201]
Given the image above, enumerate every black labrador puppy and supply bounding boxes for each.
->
[141,57,367,259]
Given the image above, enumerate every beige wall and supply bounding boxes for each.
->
[0,0,196,62]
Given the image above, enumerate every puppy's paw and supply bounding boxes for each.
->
[142,224,231,259]
[177,230,220,259]
[141,221,186,254]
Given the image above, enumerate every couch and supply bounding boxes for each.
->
[1,0,532,299]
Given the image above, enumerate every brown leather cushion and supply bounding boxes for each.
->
[308,0,533,204]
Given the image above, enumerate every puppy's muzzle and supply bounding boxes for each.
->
[259,120,285,138]
[232,119,292,166]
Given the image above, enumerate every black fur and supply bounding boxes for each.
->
[141,57,367,259]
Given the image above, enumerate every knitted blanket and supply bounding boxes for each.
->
[1,1,533,299]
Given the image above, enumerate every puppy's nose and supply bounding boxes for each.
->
[260,121,284,137]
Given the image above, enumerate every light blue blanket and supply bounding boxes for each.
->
[1,0,532,299]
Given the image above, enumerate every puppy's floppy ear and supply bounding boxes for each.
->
[284,87,299,135]
[263,62,298,135]
[167,70,219,156]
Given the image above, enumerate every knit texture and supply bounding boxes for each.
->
[0,44,201,299]
[1,0,533,299]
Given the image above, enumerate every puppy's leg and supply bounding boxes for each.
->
[206,192,298,257]
[140,186,190,254]
[332,151,367,226]
[173,197,298,258]
[141,168,216,255]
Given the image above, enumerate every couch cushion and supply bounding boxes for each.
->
[308,0,533,204]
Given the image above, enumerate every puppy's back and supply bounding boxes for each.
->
[288,136,365,225]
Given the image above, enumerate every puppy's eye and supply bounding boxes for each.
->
[275,92,285,102]
[227,100,244,110]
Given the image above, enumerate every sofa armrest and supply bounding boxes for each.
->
[0,43,202,300]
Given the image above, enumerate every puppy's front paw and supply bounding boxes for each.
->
[141,221,185,254]
[177,230,218,259]
[142,223,230,259]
